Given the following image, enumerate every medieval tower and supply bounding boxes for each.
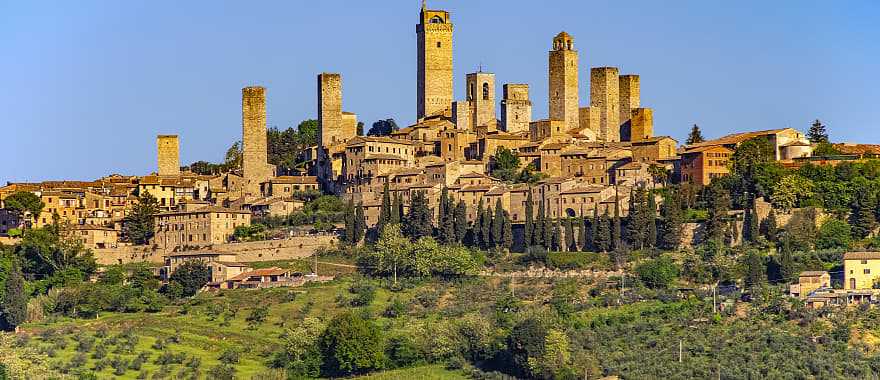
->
[590,67,620,142]
[416,2,453,120]
[501,84,531,134]
[630,108,654,141]
[548,31,579,131]
[466,71,495,130]
[318,73,343,148]
[156,135,179,177]
[618,74,640,141]
[241,86,273,197]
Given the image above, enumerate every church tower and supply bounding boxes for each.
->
[416,1,453,120]
[548,32,579,131]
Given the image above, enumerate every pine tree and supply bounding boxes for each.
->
[807,119,829,144]
[852,190,876,239]
[1,262,27,331]
[597,208,612,253]
[492,199,505,247]
[686,124,705,145]
[524,190,534,247]
[454,200,468,243]
[535,201,546,247]
[502,211,513,251]
[125,191,159,245]
[761,209,778,242]
[578,217,587,252]
[646,190,658,248]
[660,191,684,250]
[564,218,575,251]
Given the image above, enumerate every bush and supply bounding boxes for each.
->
[207,364,236,380]
[318,311,385,376]
[383,297,407,318]
[634,256,680,289]
[386,335,421,368]
[348,279,376,307]
[168,261,211,297]
[246,306,269,328]
[816,219,852,250]
[218,348,241,364]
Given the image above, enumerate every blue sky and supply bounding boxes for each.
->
[1,0,878,182]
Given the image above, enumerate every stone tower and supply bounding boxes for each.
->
[548,31,579,131]
[618,75,640,141]
[242,86,272,197]
[630,108,654,141]
[590,67,620,142]
[466,71,495,130]
[156,135,179,177]
[416,2,453,120]
[501,84,531,134]
[318,73,343,148]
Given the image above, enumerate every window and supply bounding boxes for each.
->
[863,260,868,264]
[482,83,489,100]
[436,41,441,48]
[865,269,872,275]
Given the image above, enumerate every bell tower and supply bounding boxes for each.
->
[416,1,453,120]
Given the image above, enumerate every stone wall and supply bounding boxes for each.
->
[630,108,654,141]
[417,10,454,119]
[92,235,338,266]
[618,75,640,141]
[466,72,495,130]
[590,67,620,142]
[318,73,343,147]
[156,135,180,177]
[501,84,531,134]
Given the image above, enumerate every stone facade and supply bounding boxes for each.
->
[549,32,579,131]
[156,135,180,177]
[466,71,495,131]
[153,205,251,251]
[451,100,471,130]
[630,108,653,141]
[501,84,531,134]
[578,107,599,137]
[618,75,640,141]
[241,86,273,196]
[590,67,620,142]
[318,73,346,148]
[417,5,453,120]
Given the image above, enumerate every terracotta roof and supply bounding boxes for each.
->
[485,186,508,196]
[632,136,678,144]
[365,154,408,161]
[229,267,290,281]
[157,205,250,216]
[272,176,318,184]
[541,143,570,150]
[70,224,116,231]
[843,252,880,260]
[682,145,735,154]
[560,186,604,195]
[686,128,792,149]
[799,271,829,277]
[834,143,880,155]
[460,184,493,192]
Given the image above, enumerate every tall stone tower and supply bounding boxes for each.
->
[618,75,640,141]
[242,86,272,197]
[416,2,453,120]
[156,135,179,177]
[501,84,531,134]
[630,108,654,141]
[590,67,620,142]
[548,31,579,131]
[466,71,495,130]
[318,73,343,148]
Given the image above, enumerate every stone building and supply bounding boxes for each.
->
[590,67,620,142]
[153,205,251,250]
[417,2,453,120]
[156,135,180,177]
[466,71,495,131]
[318,73,357,147]
[630,108,653,141]
[680,145,733,185]
[501,84,531,134]
[618,75,640,141]
[241,86,274,197]
[548,32,579,131]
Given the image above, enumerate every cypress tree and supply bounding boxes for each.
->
[745,193,760,243]
[492,199,505,247]
[502,210,513,251]
[481,203,493,249]
[564,218,575,251]
[473,198,485,247]
[761,209,778,242]
[1,262,27,331]
[535,201,546,247]
[612,191,622,251]
[354,202,366,244]
[661,191,684,250]
[552,218,562,251]
[851,190,876,239]
[378,182,391,231]
[646,190,658,248]
[590,204,600,251]
[597,208,612,253]
[626,187,648,249]
[406,191,433,239]
[454,199,468,243]
[344,199,356,245]
[438,187,449,240]
[543,212,553,251]
[391,192,403,224]
[578,217,587,252]
[779,234,797,282]
[524,190,534,247]
[706,184,731,243]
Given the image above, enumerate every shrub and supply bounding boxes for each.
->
[168,261,211,297]
[207,364,236,380]
[348,279,376,307]
[70,352,88,368]
[634,256,680,289]
[507,317,548,378]
[110,356,129,376]
[383,297,407,318]
[218,348,241,364]
[318,311,385,376]
[386,335,421,368]
[92,343,107,360]
[246,306,269,328]
[816,219,852,250]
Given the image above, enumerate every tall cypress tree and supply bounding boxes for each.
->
[482,203,493,249]
[524,190,534,247]
[1,262,27,331]
[552,218,562,251]
[590,204,600,252]
[473,198,485,247]
[391,192,404,224]
[564,218,575,251]
[492,199,505,248]
[578,217,587,252]
[454,199,468,243]
[851,190,876,239]
[626,187,647,249]
[706,184,731,244]
[378,182,391,232]
[438,187,449,240]
[543,212,553,251]
[597,208,612,253]
[502,210,513,251]
[354,202,366,244]
[612,191,622,251]
[406,191,433,239]
[344,199,356,245]
[646,190,658,248]
[661,191,684,250]
[535,201,546,247]
[761,209,778,242]
[744,193,759,243]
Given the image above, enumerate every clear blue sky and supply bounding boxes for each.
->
[1,0,878,182]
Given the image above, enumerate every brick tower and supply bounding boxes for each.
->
[618,75,640,141]
[466,71,495,130]
[549,31,579,131]
[416,1,453,120]
[590,67,620,142]
[501,84,531,134]
[156,135,180,177]
[241,86,273,197]
[318,73,343,148]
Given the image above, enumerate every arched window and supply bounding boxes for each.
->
[430,16,444,23]
[482,83,489,100]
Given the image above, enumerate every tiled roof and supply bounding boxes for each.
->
[272,176,318,184]
[229,267,290,281]
[685,128,791,149]
[799,271,829,277]
[843,252,880,260]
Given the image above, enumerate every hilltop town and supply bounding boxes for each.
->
[4,2,880,380]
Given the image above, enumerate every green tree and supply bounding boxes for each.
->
[646,190,658,248]
[564,218,575,251]
[502,211,513,251]
[816,219,852,249]
[367,119,399,136]
[354,203,366,244]
[761,209,779,242]
[274,317,325,378]
[812,142,841,157]
[807,119,829,144]
[492,199,505,247]
[405,191,433,239]
[577,218,587,252]
[3,191,43,227]
[743,250,766,288]
[1,262,27,331]
[377,183,392,234]
[590,205,600,251]
[612,194,622,251]
[17,221,96,278]
[660,191,684,250]
[771,175,814,212]
[393,192,404,224]
[374,224,408,285]
[453,200,468,243]
[524,190,534,247]
[552,219,562,251]
[778,234,798,283]
[481,203,492,249]
[343,199,356,246]
[318,312,385,376]
[473,198,485,248]
[635,256,680,289]
[224,141,243,170]
[706,184,731,244]
[626,187,649,249]
[686,124,705,145]
[597,208,612,253]
[507,317,547,379]
[438,187,455,244]
[492,146,521,182]
[169,260,210,297]
[743,193,759,243]
[851,185,876,239]
[125,191,159,245]
[534,201,546,248]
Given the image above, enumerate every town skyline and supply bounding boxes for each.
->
[2,0,878,182]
